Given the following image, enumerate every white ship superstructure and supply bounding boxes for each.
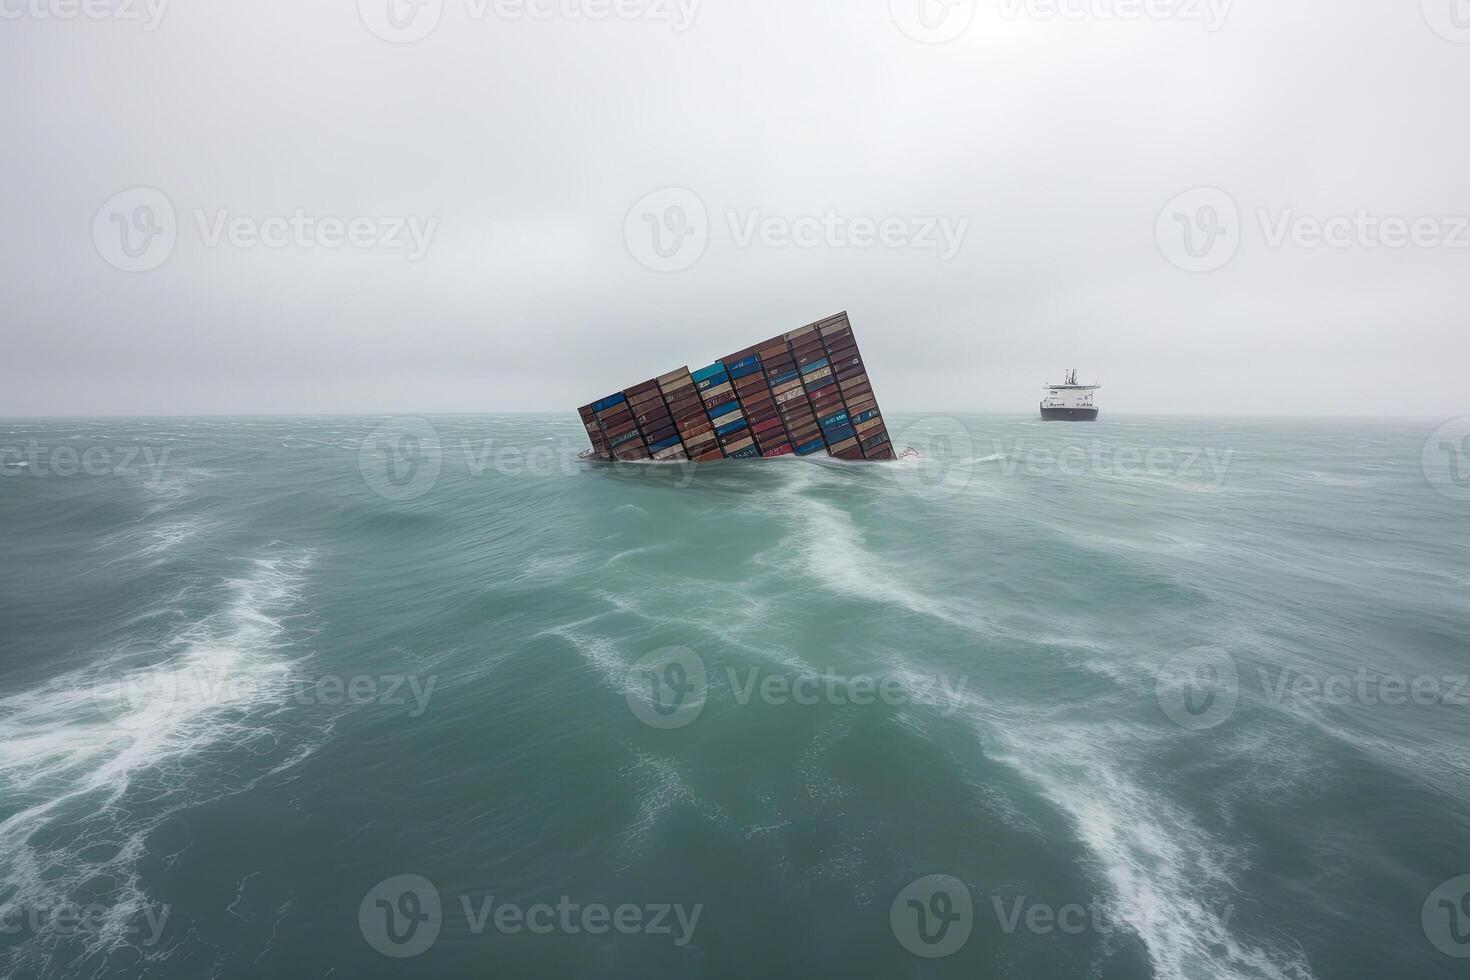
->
[1040,370,1100,421]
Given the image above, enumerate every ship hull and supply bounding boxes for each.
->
[1040,406,1099,422]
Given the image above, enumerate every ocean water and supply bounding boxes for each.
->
[1,414,1467,979]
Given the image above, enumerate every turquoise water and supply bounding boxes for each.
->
[1,414,1467,979]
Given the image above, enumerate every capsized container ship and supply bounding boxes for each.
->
[578,312,896,462]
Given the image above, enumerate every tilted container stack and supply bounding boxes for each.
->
[577,311,895,463]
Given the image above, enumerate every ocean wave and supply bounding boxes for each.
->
[0,551,318,974]
[760,465,978,630]
[972,701,1318,980]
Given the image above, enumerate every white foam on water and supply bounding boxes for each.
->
[767,466,976,630]
[140,519,203,557]
[0,551,315,970]
[615,747,732,858]
[966,694,1317,980]
[539,626,644,701]
[604,543,672,566]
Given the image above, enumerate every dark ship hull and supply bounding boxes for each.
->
[1040,406,1099,422]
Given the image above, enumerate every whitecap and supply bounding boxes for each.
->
[0,551,319,972]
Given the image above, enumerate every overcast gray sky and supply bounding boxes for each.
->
[2,0,1466,417]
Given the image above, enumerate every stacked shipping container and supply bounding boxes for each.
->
[816,313,894,460]
[657,368,720,461]
[577,312,893,462]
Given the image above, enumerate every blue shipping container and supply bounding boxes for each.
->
[707,401,740,420]
[727,356,761,379]
[716,419,749,438]
[824,425,855,444]
[819,411,850,429]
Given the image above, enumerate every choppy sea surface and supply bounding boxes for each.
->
[1,414,1467,980]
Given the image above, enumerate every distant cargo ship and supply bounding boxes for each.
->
[1040,370,1100,421]
[578,312,896,462]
